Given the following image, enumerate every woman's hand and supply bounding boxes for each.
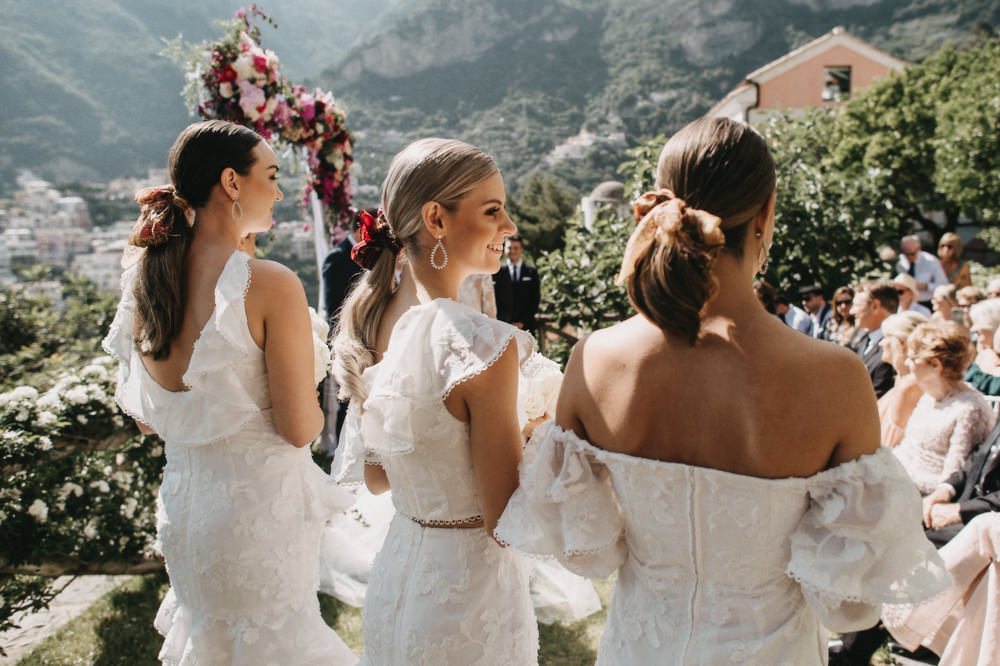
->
[927,502,962,530]
[922,486,953,526]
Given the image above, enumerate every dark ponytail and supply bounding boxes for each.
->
[132,120,261,359]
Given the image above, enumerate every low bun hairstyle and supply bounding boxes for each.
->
[133,120,261,359]
[332,138,498,402]
[626,117,775,344]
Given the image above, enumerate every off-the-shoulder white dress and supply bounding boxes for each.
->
[103,251,357,665]
[496,422,952,666]
[332,298,560,665]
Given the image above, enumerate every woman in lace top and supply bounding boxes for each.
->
[877,311,928,447]
[103,121,356,664]
[330,138,543,664]
[496,117,950,665]
[893,320,995,494]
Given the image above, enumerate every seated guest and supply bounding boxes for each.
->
[892,320,995,495]
[931,283,961,324]
[936,231,972,288]
[988,278,1000,299]
[826,285,856,345]
[834,421,1000,665]
[850,280,899,398]
[774,293,811,333]
[893,273,932,317]
[884,513,1000,664]
[877,312,929,448]
[922,421,1000,547]
[957,285,986,329]
[964,299,1000,396]
[798,284,832,339]
[753,280,778,315]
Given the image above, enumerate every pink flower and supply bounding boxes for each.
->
[238,81,266,121]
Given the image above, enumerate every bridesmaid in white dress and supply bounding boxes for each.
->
[103,120,356,665]
[496,117,951,664]
[331,138,549,664]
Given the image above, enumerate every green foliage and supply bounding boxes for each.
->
[537,209,633,366]
[758,110,899,292]
[828,37,1000,237]
[507,176,578,254]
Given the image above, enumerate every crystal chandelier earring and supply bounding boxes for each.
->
[231,198,243,221]
[430,235,448,270]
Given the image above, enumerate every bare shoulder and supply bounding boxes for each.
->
[560,317,649,407]
[247,259,305,300]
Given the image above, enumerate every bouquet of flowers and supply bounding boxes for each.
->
[169,5,354,232]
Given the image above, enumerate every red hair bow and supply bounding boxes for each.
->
[351,209,402,270]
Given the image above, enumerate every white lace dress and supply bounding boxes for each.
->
[332,298,558,665]
[496,423,953,666]
[892,388,995,494]
[103,250,358,665]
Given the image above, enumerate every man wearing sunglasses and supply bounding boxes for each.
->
[895,235,948,309]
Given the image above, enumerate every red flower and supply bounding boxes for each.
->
[219,66,237,83]
[253,54,268,73]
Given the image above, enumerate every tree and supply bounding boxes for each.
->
[828,37,1000,239]
[506,175,578,254]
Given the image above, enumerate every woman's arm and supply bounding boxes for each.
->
[250,260,325,448]
[449,342,522,539]
[364,462,391,494]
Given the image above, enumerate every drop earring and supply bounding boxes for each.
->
[430,235,448,270]
[755,232,770,275]
[231,198,243,221]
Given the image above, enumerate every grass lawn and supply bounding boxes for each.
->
[17,575,614,665]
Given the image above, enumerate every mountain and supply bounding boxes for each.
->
[0,0,401,188]
[2,0,997,199]
[318,0,1000,199]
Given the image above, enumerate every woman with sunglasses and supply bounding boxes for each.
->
[937,232,972,288]
[827,285,857,345]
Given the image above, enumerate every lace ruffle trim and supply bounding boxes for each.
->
[441,331,517,401]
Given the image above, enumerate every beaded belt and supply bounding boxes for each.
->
[409,514,484,529]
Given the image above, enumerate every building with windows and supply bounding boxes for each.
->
[708,27,906,123]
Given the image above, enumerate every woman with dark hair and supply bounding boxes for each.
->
[496,117,948,664]
[330,138,559,664]
[103,120,356,664]
[827,285,856,345]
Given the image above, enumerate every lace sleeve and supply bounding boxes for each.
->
[495,421,627,579]
[788,448,952,632]
[941,397,995,483]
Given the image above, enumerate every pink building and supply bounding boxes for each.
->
[709,27,906,123]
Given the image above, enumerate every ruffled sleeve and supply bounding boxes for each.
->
[347,299,535,464]
[101,266,145,423]
[495,421,627,579]
[787,448,952,632]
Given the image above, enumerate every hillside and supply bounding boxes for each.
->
[2,0,997,199]
[319,0,1000,199]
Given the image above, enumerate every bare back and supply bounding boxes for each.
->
[559,310,880,479]
[138,246,239,392]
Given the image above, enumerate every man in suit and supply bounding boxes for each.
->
[798,285,832,339]
[319,211,366,449]
[849,279,899,398]
[503,236,540,334]
[492,264,513,324]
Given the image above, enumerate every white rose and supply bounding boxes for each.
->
[219,81,234,98]
[28,499,48,523]
[80,364,108,380]
[83,521,98,539]
[36,435,54,450]
[65,386,89,405]
[60,482,83,499]
[151,445,163,457]
[116,453,126,465]
[37,392,61,410]
[123,497,138,519]
[35,411,58,428]
[15,409,29,422]
[11,386,39,401]
[77,414,88,424]
[90,480,110,493]
[232,52,256,82]
[4,430,18,440]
